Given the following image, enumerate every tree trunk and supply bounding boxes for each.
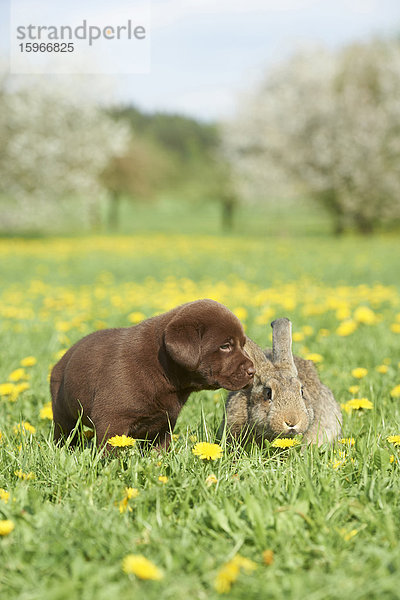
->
[221,198,235,232]
[318,189,345,236]
[108,192,120,231]
[334,213,345,236]
[355,215,374,235]
[88,200,102,232]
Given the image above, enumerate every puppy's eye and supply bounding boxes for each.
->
[219,343,231,351]
[264,387,272,401]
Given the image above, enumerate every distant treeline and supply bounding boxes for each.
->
[112,106,218,163]
[103,106,234,230]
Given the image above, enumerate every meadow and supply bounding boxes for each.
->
[0,227,400,600]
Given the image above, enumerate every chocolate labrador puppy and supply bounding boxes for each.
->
[51,299,255,448]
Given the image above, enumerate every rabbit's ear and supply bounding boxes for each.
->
[271,318,298,375]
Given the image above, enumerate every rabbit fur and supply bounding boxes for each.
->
[219,318,342,446]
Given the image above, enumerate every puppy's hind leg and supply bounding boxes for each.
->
[52,385,79,446]
[53,416,79,446]
[92,417,134,451]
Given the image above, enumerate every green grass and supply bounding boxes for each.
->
[106,193,334,238]
[0,228,399,600]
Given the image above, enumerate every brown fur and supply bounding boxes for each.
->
[51,299,255,448]
[218,319,342,446]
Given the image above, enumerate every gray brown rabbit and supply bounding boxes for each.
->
[218,318,342,446]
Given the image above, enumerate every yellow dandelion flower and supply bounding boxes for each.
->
[189,434,198,443]
[15,382,29,394]
[20,356,37,367]
[271,438,300,448]
[342,398,373,414]
[158,476,168,484]
[387,435,400,446]
[57,334,71,347]
[205,474,218,487]
[338,528,359,541]
[118,498,130,514]
[107,435,136,447]
[118,487,139,513]
[351,368,368,379]
[376,365,389,374]
[2,384,22,402]
[0,488,9,503]
[254,314,265,326]
[292,332,304,342]
[15,470,35,480]
[390,323,400,334]
[214,555,256,594]
[390,385,400,398]
[390,455,395,463]
[0,383,16,397]
[56,321,72,332]
[262,550,274,565]
[336,306,351,320]
[13,421,36,435]
[214,560,240,594]
[0,431,2,443]
[348,385,360,394]
[234,555,257,573]
[54,349,67,361]
[305,353,323,363]
[122,554,163,580]
[336,320,357,337]
[128,311,146,324]
[354,306,376,325]
[40,402,53,420]
[331,459,346,470]
[254,307,275,325]
[338,438,355,446]
[302,325,313,336]
[0,520,15,536]
[233,307,248,321]
[192,442,223,460]
[125,487,139,499]
[8,368,28,382]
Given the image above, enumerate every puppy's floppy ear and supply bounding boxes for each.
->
[164,317,201,371]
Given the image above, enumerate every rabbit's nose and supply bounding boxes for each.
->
[284,420,299,430]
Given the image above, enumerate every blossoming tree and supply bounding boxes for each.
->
[222,40,400,234]
[0,76,130,230]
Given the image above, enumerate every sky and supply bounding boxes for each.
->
[1,0,400,121]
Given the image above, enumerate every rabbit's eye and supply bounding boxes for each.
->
[301,387,304,397]
[264,387,272,401]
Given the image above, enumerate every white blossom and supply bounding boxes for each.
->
[0,77,131,230]
[222,39,400,232]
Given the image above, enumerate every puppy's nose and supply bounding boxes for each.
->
[247,365,255,377]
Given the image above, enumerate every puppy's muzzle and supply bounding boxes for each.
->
[247,365,255,378]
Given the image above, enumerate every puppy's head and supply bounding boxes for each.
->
[164,299,255,390]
